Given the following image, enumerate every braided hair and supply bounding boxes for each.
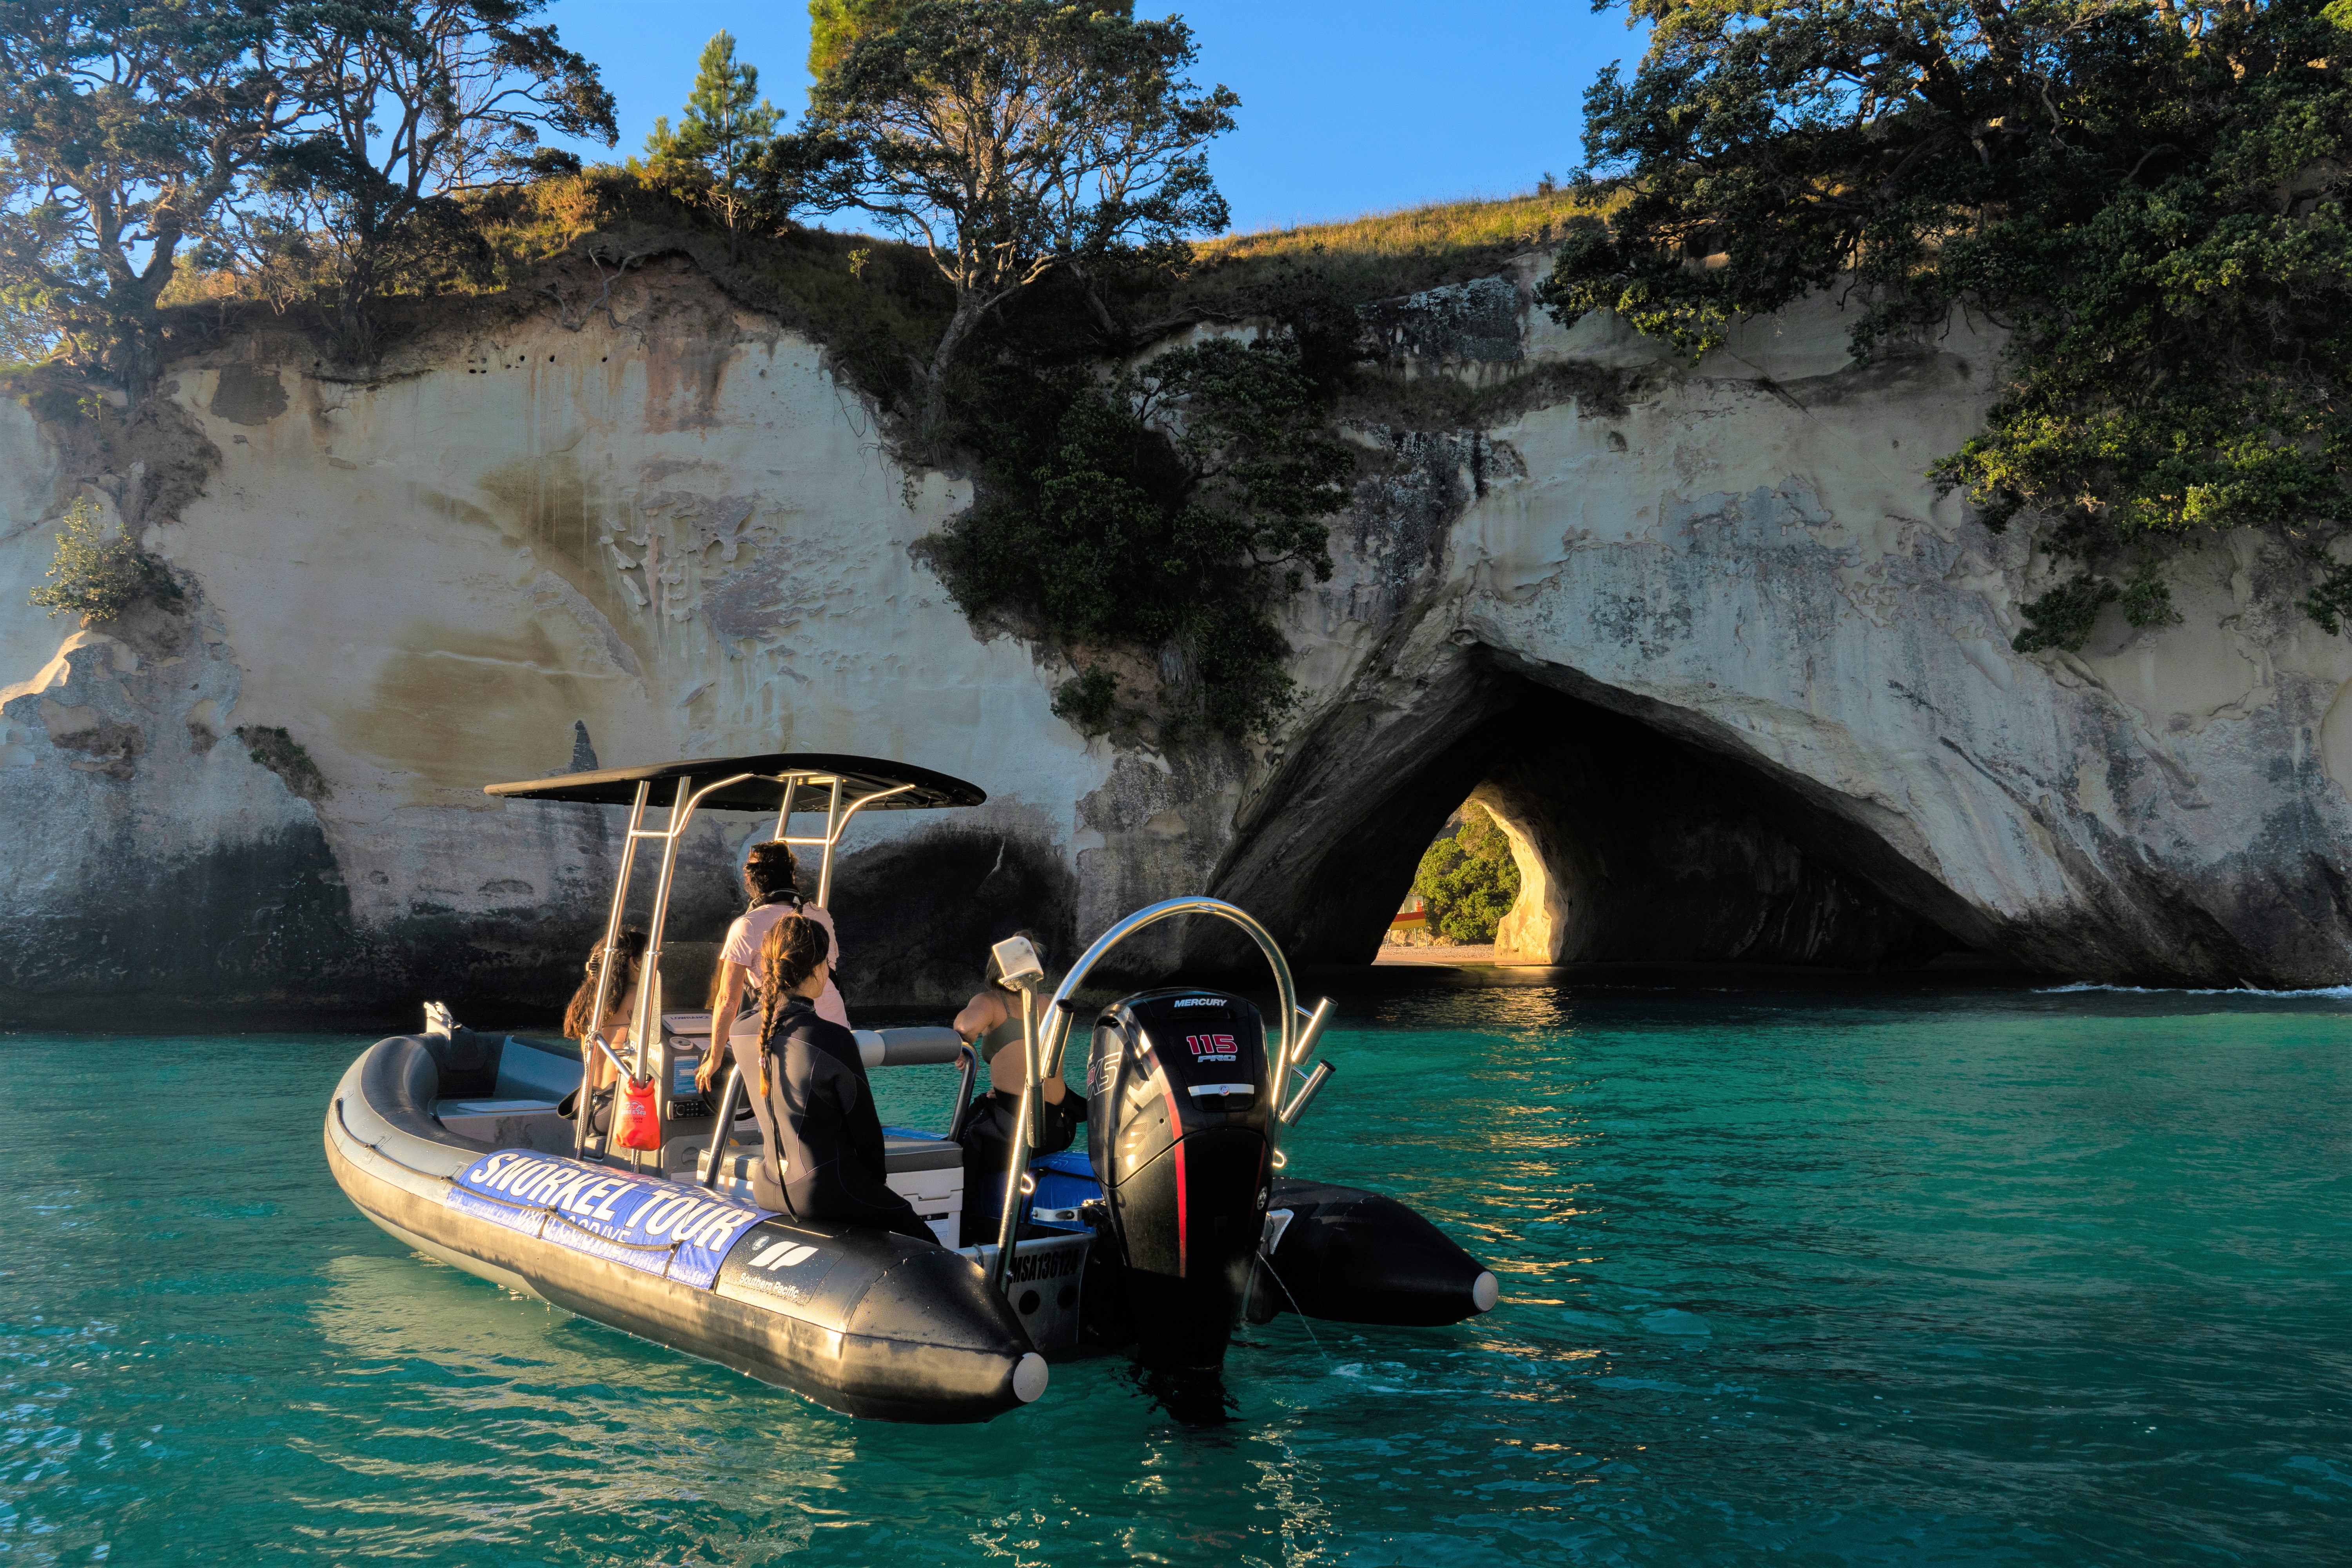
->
[755,914,832,1100]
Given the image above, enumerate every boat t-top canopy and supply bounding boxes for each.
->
[488,753,986,1129]
[485,753,985,813]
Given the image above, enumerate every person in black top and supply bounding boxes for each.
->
[731,913,934,1243]
[950,931,1084,1244]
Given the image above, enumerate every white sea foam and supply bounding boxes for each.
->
[2038,981,2352,999]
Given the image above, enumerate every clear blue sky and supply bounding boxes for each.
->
[537,2,1644,235]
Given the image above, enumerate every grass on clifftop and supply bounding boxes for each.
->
[148,174,1599,410]
[1176,187,1611,308]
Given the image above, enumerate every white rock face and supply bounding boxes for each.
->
[5,252,2348,1018]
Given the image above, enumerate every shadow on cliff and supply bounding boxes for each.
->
[1199,662,1990,980]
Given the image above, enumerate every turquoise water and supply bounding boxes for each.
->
[2,986,2346,1565]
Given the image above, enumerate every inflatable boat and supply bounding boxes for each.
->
[324,753,1497,1422]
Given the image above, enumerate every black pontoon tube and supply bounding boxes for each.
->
[327,1031,1044,1421]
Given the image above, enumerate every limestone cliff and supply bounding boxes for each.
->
[5,249,2349,1022]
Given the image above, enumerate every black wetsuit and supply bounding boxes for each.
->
[734,994,934,1243]
[956,1085,1085,1245]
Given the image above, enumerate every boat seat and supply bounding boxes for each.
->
[682,1138,961,1179]
[884,1134,964,1174]
[438,1098,574,1153]
[692,1142,965,1248]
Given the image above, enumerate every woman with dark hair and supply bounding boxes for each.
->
[559,927,646,1120]
[696,840,846,1094]
[950,930,1083,1244]
[730,913,933,1242]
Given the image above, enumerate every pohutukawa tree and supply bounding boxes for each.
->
[0,0,614,391]
[768,0,1239,418]
[925,335,1356,738]
[806,0,915,79]
[257,0,616,358]
[0,0,296,397]
[1544,0,2352,652]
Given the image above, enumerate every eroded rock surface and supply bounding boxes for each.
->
[6,250,2350,1021]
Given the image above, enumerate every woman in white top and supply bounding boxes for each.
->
[696,841,846,1094]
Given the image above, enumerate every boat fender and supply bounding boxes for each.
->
[614,1076,661,1150]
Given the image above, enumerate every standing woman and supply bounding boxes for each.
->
[733,914,933,1242]
[697,841,846,1094]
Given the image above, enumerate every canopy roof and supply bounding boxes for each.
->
[483,753,985,812]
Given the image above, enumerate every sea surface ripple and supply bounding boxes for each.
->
[1,985,2345,1564]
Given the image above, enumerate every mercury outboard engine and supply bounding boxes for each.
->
[1087,987,1272,1372]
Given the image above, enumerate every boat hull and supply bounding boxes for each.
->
[325,1034,1043,1423]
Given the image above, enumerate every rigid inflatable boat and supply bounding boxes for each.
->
[324,753,1497,1423]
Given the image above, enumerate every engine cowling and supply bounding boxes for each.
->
[1085,987,1273,1372]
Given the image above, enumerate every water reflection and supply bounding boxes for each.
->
[303,1251,858,1557]
[5,1001,2348,1565]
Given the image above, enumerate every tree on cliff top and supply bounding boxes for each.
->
[808,0,915,79]
[768,0,1238,420]
[0,0,614,390]
[643,30,779,261]
[253,1,616,358]
[1544,0,2352,651]
[0,0,297,398]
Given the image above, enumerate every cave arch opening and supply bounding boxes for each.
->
[1214,671,1996,974]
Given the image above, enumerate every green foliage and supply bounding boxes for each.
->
[771,0,1237,406]
[1541,0,2352,639]
[28,497,181,621]
[1412,806,1522,945]
[2303,559,2352,633]
[643,31,780,260]
[0,1,615,388]
[234,724,330,802]
[2121,563,2183,630]
[250,2,616,359]
[808,0,915,79]
[1050,664,1119,734]
[2011,576,2120,655]
[922,334,1354,739]
[0,2,291,394]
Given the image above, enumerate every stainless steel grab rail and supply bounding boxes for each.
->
[990,896,1303,1296]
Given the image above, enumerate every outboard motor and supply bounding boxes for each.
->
[1087,987,1273,1372]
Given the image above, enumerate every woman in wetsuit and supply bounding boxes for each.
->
[733,913,934,1243]
[950,930,1084,1244]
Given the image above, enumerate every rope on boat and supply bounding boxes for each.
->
[542,1206,684,1253]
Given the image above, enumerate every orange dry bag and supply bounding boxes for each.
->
[615,1076,662,1150]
